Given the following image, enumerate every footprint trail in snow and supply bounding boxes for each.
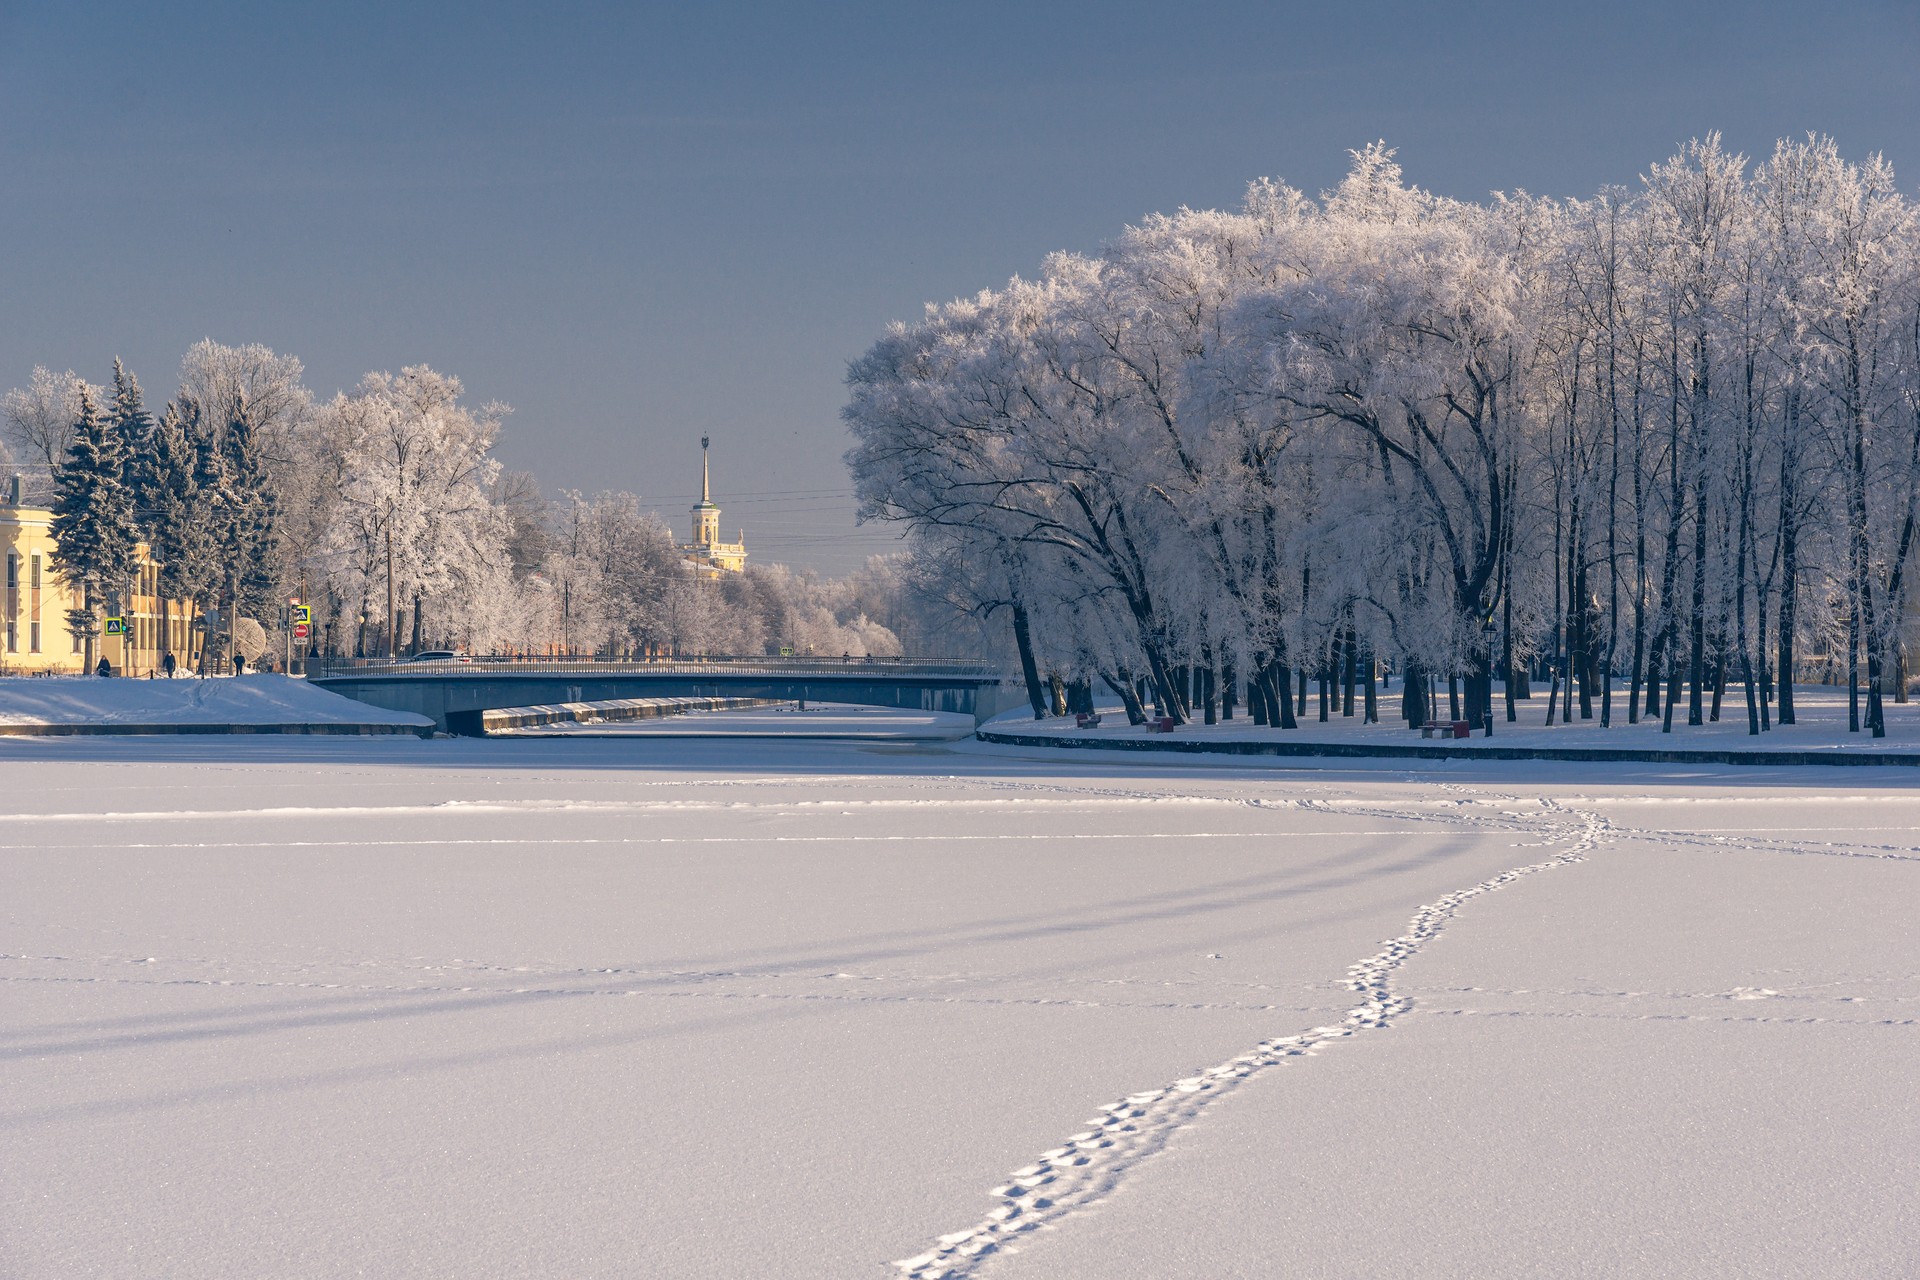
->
[891,798,1609,1279]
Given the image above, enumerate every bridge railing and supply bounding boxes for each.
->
[308,654,1006,681]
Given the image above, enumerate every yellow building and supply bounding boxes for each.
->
[1,480,195,676]
[682,436,747,578]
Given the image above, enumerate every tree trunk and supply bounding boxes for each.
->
[1403,659,1426,728]
[384,527,397,660]
[1573,548,1595,721]
[1688,493,1708,726]
[1341,626,1357,716]
[1848,597,1861,733]
[1272,662,1296,729]
[1104,669,1147,725]
[1010,601,1046,720]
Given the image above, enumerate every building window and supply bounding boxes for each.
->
[29,554,41,652]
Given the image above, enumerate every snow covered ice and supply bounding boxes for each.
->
[3,730,1917,1278]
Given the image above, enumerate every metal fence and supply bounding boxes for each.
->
[307,654,1005,681]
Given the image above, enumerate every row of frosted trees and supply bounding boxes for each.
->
[845,136,1920,736]
[6,344,932,664]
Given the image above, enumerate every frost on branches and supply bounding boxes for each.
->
[845,136,1920,736]
[5,344,948,664]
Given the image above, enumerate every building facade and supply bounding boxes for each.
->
[682,437,747,578]
[1,482,195,676]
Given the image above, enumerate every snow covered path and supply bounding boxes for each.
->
[3,736,1916,1277]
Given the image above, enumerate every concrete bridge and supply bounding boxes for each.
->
[308,656,1021,735]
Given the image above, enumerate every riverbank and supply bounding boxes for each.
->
[980,684,1920,767]
[0,673,434,737]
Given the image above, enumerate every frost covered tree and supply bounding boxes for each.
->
[2,366,99,471]
[49,387,140,668]
[544,491,684,654]
[317,366,508,656]
[107,361,160,533]
[847,136,1920,736]
[143,397,208,661]
[218,395,283,631]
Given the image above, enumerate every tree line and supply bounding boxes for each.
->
[844,135,1920,735]
[4,343,945,668]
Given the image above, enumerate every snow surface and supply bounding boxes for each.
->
[0,673,432,729]
[993,683,1920,758]
[2,727,1916,1278]
[492,700,976,739]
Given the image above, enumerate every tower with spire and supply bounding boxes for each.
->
[682,436,747,577]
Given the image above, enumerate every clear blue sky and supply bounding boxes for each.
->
[3,1,1916,571]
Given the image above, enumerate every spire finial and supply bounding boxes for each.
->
[701,436,711,504]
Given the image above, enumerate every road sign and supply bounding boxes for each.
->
[104,617,126,635]
[293,623,310,639]
[292,604,312,625]
[779,645,794,656]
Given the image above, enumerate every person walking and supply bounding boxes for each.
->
[162,651,177,678]
[96,656,112,677]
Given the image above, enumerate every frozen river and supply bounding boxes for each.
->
[4,732,1917,1277]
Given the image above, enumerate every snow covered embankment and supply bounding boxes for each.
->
[894,798,1609,1280]
[981,685,1920,766]
[0,674,433,735]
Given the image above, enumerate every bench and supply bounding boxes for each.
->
[1076,712,1102,729]
[1145,715,1178,733]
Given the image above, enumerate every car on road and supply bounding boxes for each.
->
[408,650,471,663]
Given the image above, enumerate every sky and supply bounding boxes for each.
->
[3,0,1918,573]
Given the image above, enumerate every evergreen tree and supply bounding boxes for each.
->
[49,385,140,669]
[220,393,280,618]
[107,359,159,533]
[147,397,208,663]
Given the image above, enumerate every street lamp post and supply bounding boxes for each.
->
[1484,618,1498,738]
